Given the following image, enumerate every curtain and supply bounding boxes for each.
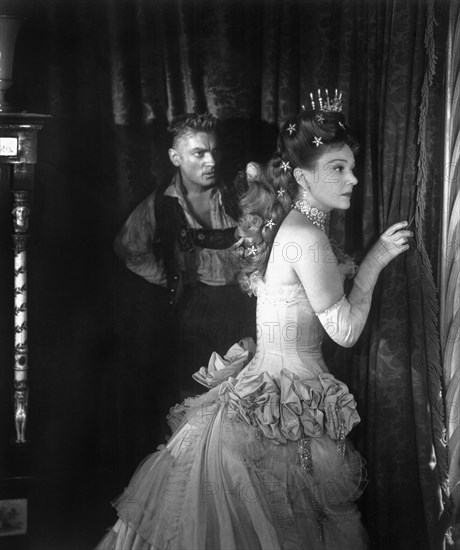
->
[441,1,460,547]
[9,0,449,547]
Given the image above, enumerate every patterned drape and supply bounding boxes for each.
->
[440,1,460,546]
[11,0,449,547]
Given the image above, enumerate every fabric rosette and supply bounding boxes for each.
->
[218,369,360,444]
[218,372,280,434]
[192,337,256,388]
[279,370,324,441]
[318,372,360,440]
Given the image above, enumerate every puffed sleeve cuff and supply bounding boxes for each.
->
[316,295,360,348]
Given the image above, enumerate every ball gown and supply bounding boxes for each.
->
[96,274,368,550]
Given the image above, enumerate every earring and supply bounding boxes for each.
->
[301,187,310,200]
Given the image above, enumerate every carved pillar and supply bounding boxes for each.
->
[12,190,30,443]
[0,114,51,445]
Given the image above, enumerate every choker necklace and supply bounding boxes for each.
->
[292,198,329,231]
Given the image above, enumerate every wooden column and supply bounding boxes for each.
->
[0,113,51,445]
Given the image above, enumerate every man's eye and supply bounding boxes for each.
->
[194,152,204,157]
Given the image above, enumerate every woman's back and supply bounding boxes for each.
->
[239,209,346,382]
[243,274,327,381]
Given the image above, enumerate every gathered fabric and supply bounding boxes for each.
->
[217,368,360,444]
[97,275,368,550]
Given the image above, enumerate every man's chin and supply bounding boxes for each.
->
[202,175,217,186]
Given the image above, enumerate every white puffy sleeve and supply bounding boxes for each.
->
[316,277,373,348]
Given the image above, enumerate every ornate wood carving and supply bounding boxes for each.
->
[0,113,51,444]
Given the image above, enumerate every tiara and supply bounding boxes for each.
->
[308,88,343,112]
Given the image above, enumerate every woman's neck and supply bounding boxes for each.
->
[292,193,329,231]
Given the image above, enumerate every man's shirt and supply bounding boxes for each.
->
[114,173,240,287]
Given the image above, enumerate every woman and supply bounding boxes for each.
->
[97,99,412,550]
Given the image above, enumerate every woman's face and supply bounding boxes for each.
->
[300,144,357,212]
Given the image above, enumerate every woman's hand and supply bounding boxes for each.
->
[368,221,413,269]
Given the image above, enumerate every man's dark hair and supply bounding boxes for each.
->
[167,113,218,148]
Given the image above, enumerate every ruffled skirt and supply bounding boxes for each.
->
[96,365,368,550]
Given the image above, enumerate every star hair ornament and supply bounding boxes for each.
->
[281,160,291,173]
[316,112,325,124]
[312,136,323,147]
[286,123,296,135]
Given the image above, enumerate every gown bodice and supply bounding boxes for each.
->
[243,277,327,381]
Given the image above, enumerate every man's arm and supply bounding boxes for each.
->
[113,191,167,286]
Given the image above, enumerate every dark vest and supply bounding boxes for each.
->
[154,187,237,308]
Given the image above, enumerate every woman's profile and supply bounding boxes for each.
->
[96,92,412,550]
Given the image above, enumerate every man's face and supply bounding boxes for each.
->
[169,131,221,191]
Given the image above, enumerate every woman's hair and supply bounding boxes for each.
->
[236,108,359,293]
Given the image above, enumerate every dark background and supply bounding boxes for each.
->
[0,1,450,549]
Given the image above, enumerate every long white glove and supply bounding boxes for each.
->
[317,221,412,348]
[316,275,373,348]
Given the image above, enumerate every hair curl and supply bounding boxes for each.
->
[236,108,359,293]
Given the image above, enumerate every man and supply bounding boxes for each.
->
[114,113,255,398]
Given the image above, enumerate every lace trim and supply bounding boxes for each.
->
[248,272,306,304]
[257,283,306,304]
